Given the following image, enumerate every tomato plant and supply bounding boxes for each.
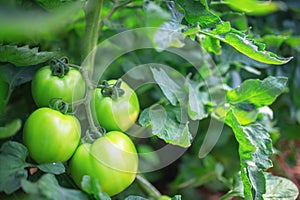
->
[92,79,140,132]
[69,131,138,196]
[0,0,300,200]
[23,107,81,163]
[31,61,85,107]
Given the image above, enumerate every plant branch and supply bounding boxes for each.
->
[98,0,134,30]
[82,0,103,61]
[136,175,161,199]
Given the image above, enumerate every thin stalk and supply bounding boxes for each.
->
[82,0,103,61]
[80,0,104,137]
[136,175,161,199]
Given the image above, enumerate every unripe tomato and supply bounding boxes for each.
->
[23,107,81,163]
[92,80,139,132]
[31,65,85,107]
[69,131,138,196]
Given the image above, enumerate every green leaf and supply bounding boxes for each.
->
[81,175,110,200]
[21,174,88,200]
[226,76,288,107]
[0,2,84,40]
[151,67,186,105]
[224,0,287,16]
[36,162,65,175]
[185,79,208,120]
[0,119,22,139]
[0,141,29,194]
[0,78,9,115]
[35,0,77,10]
[231,102,259,125]
[224,32,293,65]
[172,155,224,189]
[139,106,192,148]
[220,172,244,200]
[263,173,299,199]
[0,44,54,67]
[124,196,147,200]
[144,1,171,27]
[175,0,221,28]
[0,64,40,88]
[225,111,274,199]
[203,36,221,55]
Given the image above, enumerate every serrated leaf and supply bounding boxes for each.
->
[185,79,208,120]
[175,0,221,28]
[0,141,30,194]
[151,67,186,106]
[0,119,22,139]
[139,107,192,148]
[0,64,40,88]
[37,162,65,175]
[225,111,274,199]
[0,44,54,67]
[171,195,182,200]
[263,173,299,199]
[224,32,293,65]
[227,76,288,107]
[21,174,88,200]
[224,0,286,16]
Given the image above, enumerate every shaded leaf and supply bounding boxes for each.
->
[0,64,41,88]
[21,174,88,200]
[185,79,208,120]
[0,119,22,139]
[37,162,65,175]
[125,196,147,200]
[151,67,186,106]
[139,106,192,148]
[0,44,54,66]
[0,141,29,194]
[81,175,110,200]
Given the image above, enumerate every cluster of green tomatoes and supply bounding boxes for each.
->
[23,57,140,196]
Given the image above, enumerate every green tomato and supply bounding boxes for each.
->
[69,131,138,196]
[158,195,172,200]
[31,65,85,107]
[92,80,139,132]
[23,107,81,163]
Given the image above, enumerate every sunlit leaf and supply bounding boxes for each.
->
[224,32,293,65]
[224,0,287,16]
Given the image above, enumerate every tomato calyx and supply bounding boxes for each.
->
[49,98,69,114]
[98,78,125,99]
[83,126,106,143]
[50,57,70,78]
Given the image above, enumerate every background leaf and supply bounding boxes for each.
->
[36,162,65,175]
[21,174,88,200]
[0,44,54,67]
[0,141,29,194]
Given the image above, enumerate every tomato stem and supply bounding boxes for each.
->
[48,98,69,114]
[136,174,161,199]
[98,78,125,99]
